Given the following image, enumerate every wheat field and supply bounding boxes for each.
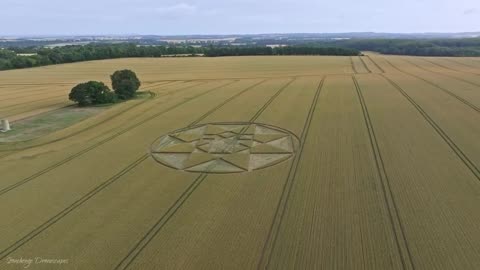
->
[0,55,479,270]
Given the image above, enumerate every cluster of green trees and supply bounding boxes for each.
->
[0,44,200,70]
[69,70,141,106]
[332,38,480,56]
[0,43,359,71]
[203,46,359,56]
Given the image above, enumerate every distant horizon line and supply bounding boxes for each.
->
[1,31,480,38]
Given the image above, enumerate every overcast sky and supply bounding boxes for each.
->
[1,0,479,35]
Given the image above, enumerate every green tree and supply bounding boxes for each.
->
[110,69,141,100]
[69,81,116,106]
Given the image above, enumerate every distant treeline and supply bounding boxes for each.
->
[203,46,359,56]
[0,44,198,70]
[230,37,480,57]
[332,38,480,56]
[0,44,359,71]
[2,37,479,71]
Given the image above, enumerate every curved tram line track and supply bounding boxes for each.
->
[0,80,237,196]
[0,92,154,159]
[0,78,274,261]
[0,93,68,112]
[0,82,191,159]
[1,90,67,102]
[0,81,207,159]
[0,82,176,102]
[0,81,174,115]
[382,57,480,114]
[0,86,63,99]
[0,82,76,87]
[1,101,73,123]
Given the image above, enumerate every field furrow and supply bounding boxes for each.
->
[264,75,404,270]
[361,55,384,73]
[409,57,480,87]
[0,81,218,180]
[350,56,370,74]
[445,58,480,70]
[381,56,480,111]
[0,77,296,268]
[420,57,480,77]
[356,74,480,270]
[119,77,320,270]
[1,55,479,270]
[380,73,480,179]
[0,80,255,250]
[0,81,204,155]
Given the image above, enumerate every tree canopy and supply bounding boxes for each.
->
[331,38,480,56]
[110,69,141,100]
[69,81,116,106]
[0,43,360,71]
[2,38,479,72]
[202,46,359,56]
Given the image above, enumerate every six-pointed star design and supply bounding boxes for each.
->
[151,123,297,173]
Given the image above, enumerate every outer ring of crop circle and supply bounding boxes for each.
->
[149,122,300,174]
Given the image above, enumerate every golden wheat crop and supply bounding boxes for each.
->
[0,55,479,270]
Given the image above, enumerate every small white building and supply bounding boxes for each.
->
[266,44,287,48]
[0,119,11,132]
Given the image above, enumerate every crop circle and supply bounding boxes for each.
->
[150,122,299,173]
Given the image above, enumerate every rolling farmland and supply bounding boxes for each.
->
[0,55,479,269]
